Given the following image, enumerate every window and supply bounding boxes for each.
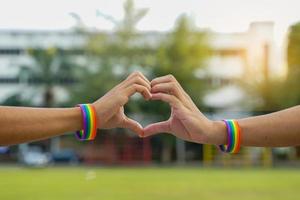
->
[0,49,23,55]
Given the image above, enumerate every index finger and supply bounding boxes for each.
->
[127,71,151,85]
[151,74,176,86]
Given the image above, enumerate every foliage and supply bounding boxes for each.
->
[153,15,211,107]
[247,78,285,111]
[1,94,32,107]
[139,15,211,118]
[287,22,300,71]
[244,22,300,111]
[21,47,77,107]
[70,0,155,107]
[285,22,300,106]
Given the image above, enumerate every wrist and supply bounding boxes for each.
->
[64,107,82,132]
[208,120,227,145]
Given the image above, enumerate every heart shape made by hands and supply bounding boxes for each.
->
[94,73,210,144]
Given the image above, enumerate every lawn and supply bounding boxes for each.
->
[0,167,299,200]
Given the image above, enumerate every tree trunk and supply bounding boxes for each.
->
[44,87,54,107]
[176,138,186,165]
[161,139,172,164]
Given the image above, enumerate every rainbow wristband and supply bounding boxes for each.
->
[76,104,97,141]
[219,119,241,154]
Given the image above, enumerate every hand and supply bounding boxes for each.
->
[92,72,152,136]
[143,75,226,145]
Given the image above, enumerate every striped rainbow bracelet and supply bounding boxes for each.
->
[219,119,241,154]
[76,104,97,141]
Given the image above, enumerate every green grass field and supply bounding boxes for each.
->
[0,167,299,200]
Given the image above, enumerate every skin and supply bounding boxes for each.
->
[1,72,300,148]
[0,72,151,146]
[143,74,300,147]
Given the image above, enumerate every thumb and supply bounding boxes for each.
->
[121,117,144,137]
[143,121,171,137]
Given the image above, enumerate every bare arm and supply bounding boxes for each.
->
[0,72,151,146]
[235,106,300,147]
[0,107,81,146]
[143,75,300,147]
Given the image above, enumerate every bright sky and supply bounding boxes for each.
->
[0,0,300,45]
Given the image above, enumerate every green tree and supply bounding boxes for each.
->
[71,0,155,106]
[154,15,210,104]
[23,48,76,107]
[285,22,300,106]
[146,15,211,163]
[288,22,300,72]
[1,94,32,107]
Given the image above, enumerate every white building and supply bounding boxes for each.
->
[0,30,86,104]
[200,22,276,111]
[0,22,277,110]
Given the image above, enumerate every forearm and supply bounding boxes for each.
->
[0,106,82,146]
[213,106,300,147]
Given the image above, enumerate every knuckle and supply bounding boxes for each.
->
[169,83,177,92]
[133,71,142,77]
[118,93,128,102]
[136,71,143,76]
[133,84,142,91]
[167,74,175,81]
[135,76,143,83]
[170,82,177,88]
[131,71,139,77]
[133,83,139,88]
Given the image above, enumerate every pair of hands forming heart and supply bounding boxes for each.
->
[92,72,226,145]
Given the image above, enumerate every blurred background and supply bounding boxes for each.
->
[0,0,300,199]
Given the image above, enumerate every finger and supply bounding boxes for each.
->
[121,117,144,137]
[151,74,177,87]
[126,71,151,85]
[152,75,196,111]
[143,121,171,137]
[136,72,151,85]
[124,75,151,91]
[126,84,152,100]
[151,82,184,101]
[151,74,186,95]
[116,72,144,90]
[151,93,181,107]
[151,74,186,101]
